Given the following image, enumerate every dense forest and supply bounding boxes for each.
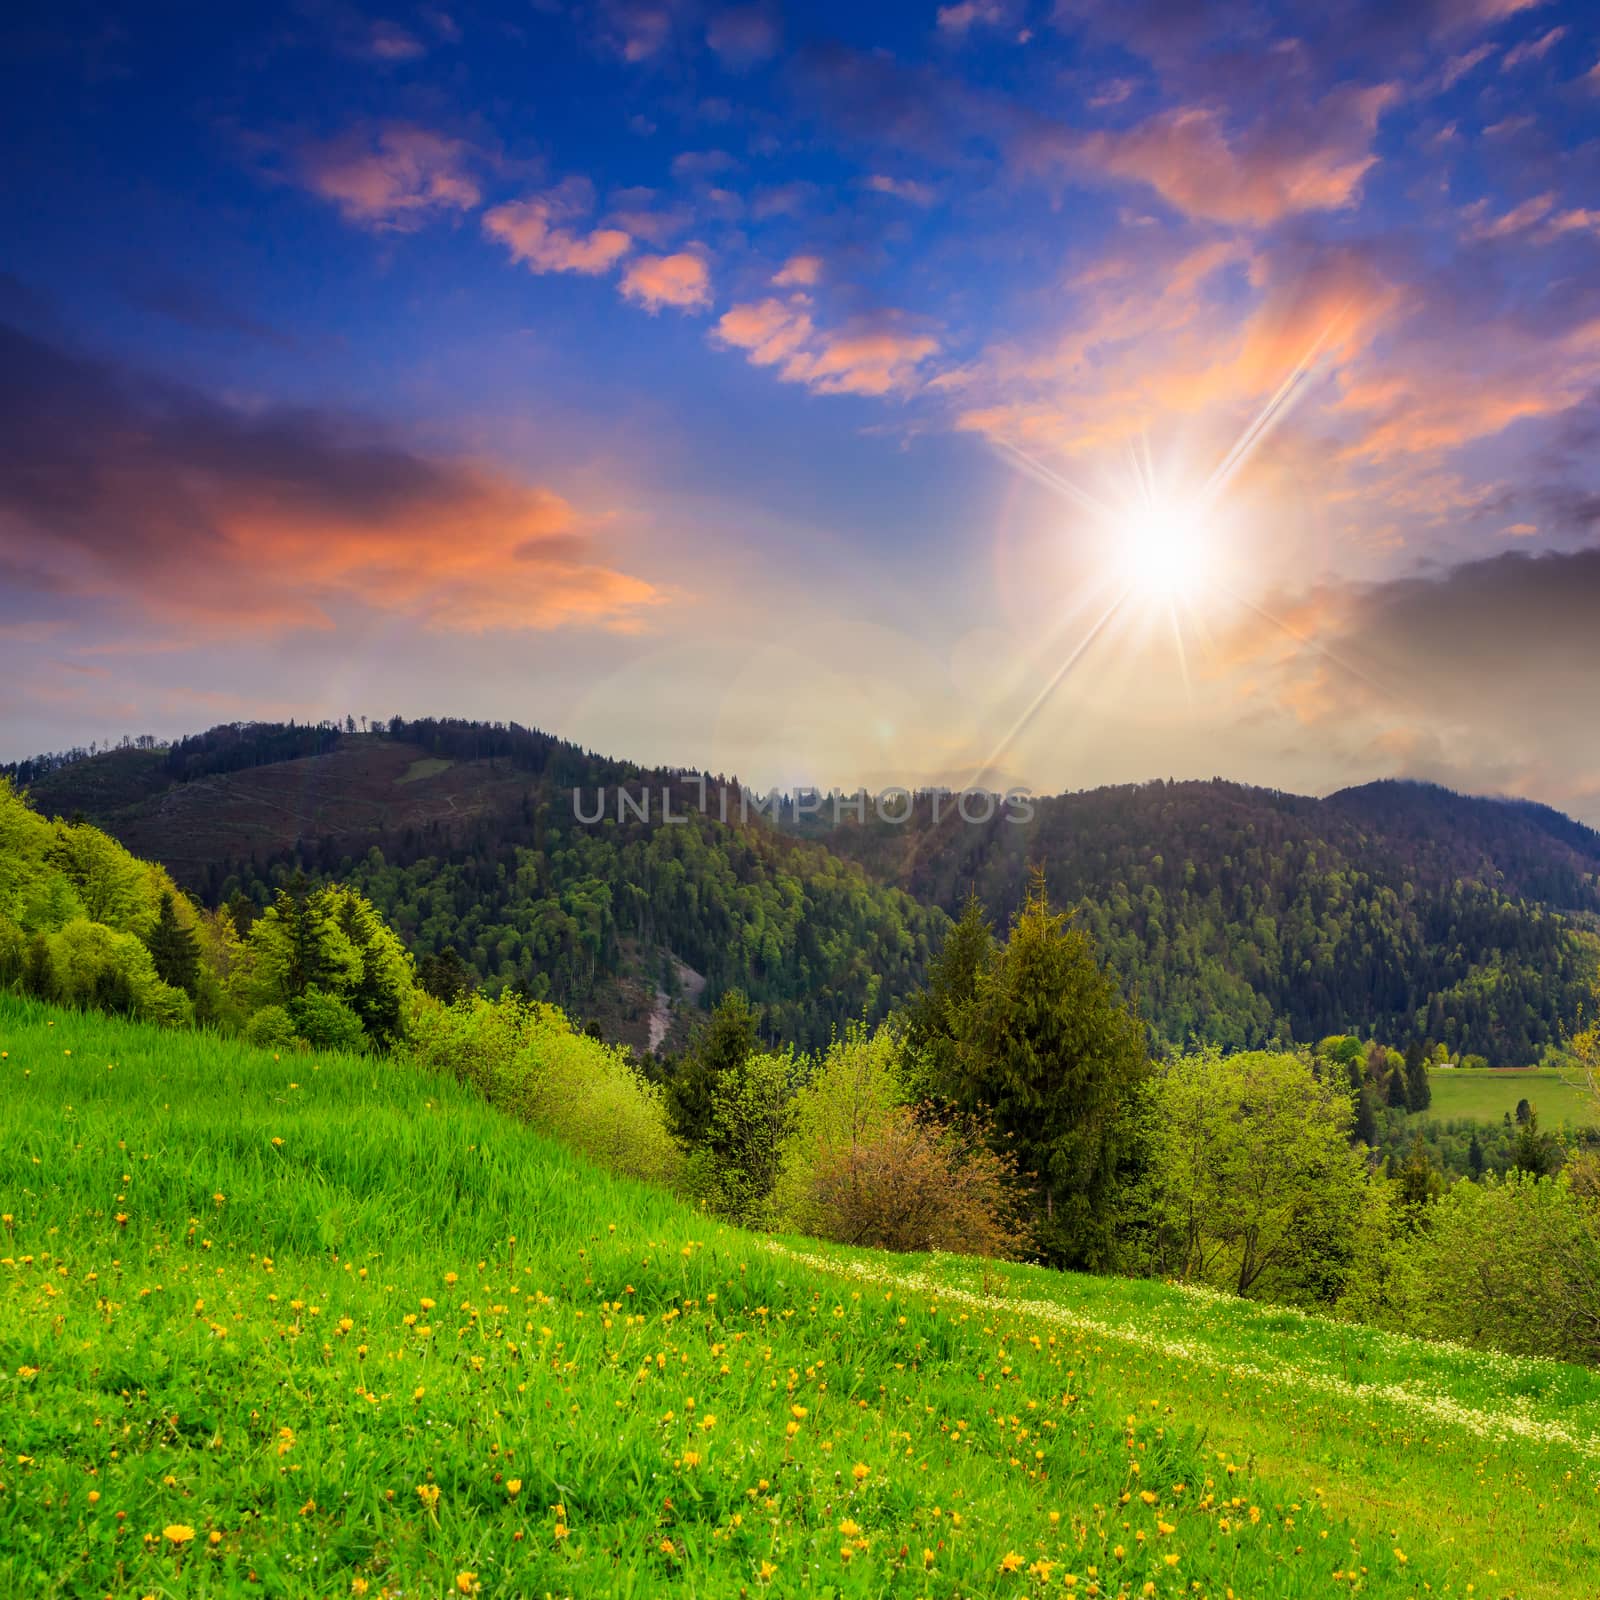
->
[11,720,1600,1059]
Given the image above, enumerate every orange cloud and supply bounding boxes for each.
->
[1073,86,1400,225]
[773,254,822,287]
[714,301,939,395]
[620,251,713,312]
[0,324,664,638]
[300,124,481,231]
[483,180,633,275]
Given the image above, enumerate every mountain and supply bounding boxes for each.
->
[11,723,1600,1061]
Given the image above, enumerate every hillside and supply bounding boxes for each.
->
[13,724,1600,1058]
[3,994,1598,1598]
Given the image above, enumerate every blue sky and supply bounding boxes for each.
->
[4,0,1600,815]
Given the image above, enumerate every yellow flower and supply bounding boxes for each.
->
[790,1404,808,1420]
[999,1551,1025,1573]
[839,1518,861,1537]
[455,1573,479,1595]
[164,1524,196,1545]
[1395,1550,1408,1565]
[852,1463,870,1482]
[88,1490,101,1504]
[351,1582,370,1597]
[759,1559,778,1582]
[417,1484,440,1511]
[506,1478,522,1497]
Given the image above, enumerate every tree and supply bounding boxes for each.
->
[1515,1097,1533,1126]
[944,872,1147,1269]
[1403,1039,1432,1112]
[667,990,758,1146]
[143,890,200,996]
[694,1048,794,1225]
[1142,1049,1369,1300]
[1512,1107,1559,1177]
[903,890,993,1101]
[1397,1132,1443,1213]
[417,945,476,1005]
[1467,1131,1486,1177]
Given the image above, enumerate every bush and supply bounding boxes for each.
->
[33,917,192,1026]
[244,1004,300,1050]
[805,1106,1029,1258]
[402,990,681,1189]
[288,987,368,1054]
[1377,1170,1600,1363]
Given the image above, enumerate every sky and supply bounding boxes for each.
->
[2,0,1599,816]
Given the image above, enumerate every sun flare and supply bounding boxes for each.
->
[1118,494,1211,602]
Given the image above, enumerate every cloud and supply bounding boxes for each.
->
[299,124,481,231]
[937,0,1015,32]
[0,323,663,636]
[1214,549,1600,819]
[1442,43,1496,86]
[772,254,822,287]
[706,5,780,68]
[1502,25,1566,69]
[592,0,680,63]
[714,301,939,395]
[604,186,695,245]
[1466,191,1556,238]
[1049,85,1400,226]
[620,251,713,312]
[671,149,741,179]
[863,174,937,206]
[483,179,633,275]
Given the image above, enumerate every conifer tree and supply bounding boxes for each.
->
[144,890,200,995]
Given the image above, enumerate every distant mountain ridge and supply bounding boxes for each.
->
[10,722,1599,1061]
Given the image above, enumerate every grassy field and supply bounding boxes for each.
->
[3,996,1598,1599]
[1426,1066,1599,1128]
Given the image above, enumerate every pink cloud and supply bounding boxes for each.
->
[620,251,713,312]
[483,179,633,275]
[715,301,939,396]
[863,174,937,206]
[300,124,480,231]
[772,254,822,287]
[706,6,780,68]
[1018,83,1399,227]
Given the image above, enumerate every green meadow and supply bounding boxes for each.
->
[3,994,1598,1600]
[1425,1066,1600,1128]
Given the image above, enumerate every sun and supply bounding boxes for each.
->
[1117,494,1212,601]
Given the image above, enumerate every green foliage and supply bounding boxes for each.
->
[402,988,681,1190]
[287,987,369,1054]
[667,990,758,1146]
[901,890,993,1101]
[933,872,1148,1269]
[1376,1170,1600,1364]
[689,1048,795,1227]
[230,880,413,1050]
[775,1022,907,1232]
[242,1004,298,1050]
[1137,1049,1371,1301]
[144,889,201,995]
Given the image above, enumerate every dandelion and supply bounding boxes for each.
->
[852,1462,870,1482]
[164,1524,196,1546]
[999,1551,1025,1573]
[455,1573,479,1594]
[506,1478,522,1497]
[790,1404,808,1420]
[417,1484,440,1512]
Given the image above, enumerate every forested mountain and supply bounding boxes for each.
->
[11,723,1600,1060]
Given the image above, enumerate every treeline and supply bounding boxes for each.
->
[214,796,949,1051]
[804,778,1600,1060]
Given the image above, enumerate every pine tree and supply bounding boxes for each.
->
[668,991,758,1146]
[1403,1038,1432,1112]
[955,869,1148,1269]
[1467,1131,1486,1177]
[143,890,200,995]
[903,889,994,1102]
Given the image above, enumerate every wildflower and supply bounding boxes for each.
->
[208,1531,222,1546]
[88,1490,100,1504]
[839,1518,861,1537]
[164,1524,196,1545]
[1395,1550,1408,1565]
[759,1560,778,1582]
[351,1583,370,1597]
[999,1551,1025,1573]
[506,1478,522,1497]
[852,1463,870,1483]
[790,1404,808,1420]
[417,1484,440,1511]
[455,1574,479,1595]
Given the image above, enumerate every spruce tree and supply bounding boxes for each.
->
[144,890,200,995]
[903,889,994,1103]
[668,990,758,1146]
[956,869,1148,1269]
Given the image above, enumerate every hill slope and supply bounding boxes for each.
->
[15,724,1600,1058]
[3,995,1597,1598]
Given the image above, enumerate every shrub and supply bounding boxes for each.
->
[33,917,192,1026]
[402,990,681,1190]
[805,1106,1029,1259]
[288,988,368,1054]
[1378,1170,1600,1363]
[244,1004,299,1050]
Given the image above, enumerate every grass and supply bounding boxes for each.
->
[3,996,1598,1599]
[1425,1066,1599,1128]
[396,757,455,785]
